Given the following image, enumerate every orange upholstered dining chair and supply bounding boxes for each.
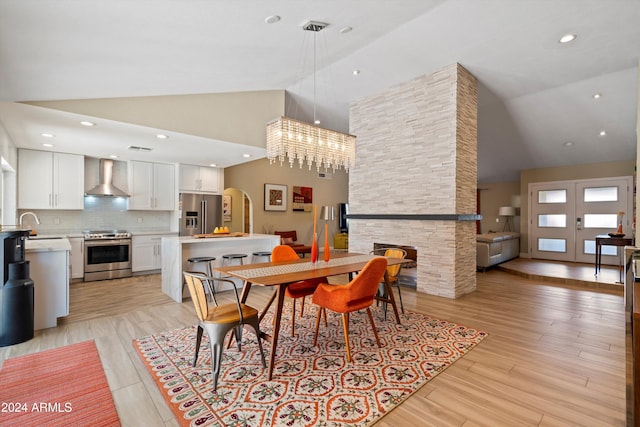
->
[183,271,266,390]
[312,257,388,362]
[370,247,407,317]
[271,245,327,336]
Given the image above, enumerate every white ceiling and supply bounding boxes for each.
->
[0,0,638,181]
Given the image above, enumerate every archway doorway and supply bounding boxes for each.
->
[223,187,253,234]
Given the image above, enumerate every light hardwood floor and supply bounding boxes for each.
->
[0,268,626,426]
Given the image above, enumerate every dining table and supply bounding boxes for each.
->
[212,252,409,380]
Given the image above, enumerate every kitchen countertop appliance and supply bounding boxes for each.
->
[0,229,33,346]
[83,230,132,281]
[179,193,223,236]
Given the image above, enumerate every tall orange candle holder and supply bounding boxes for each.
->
[311,205,319,263]
[324,223,330,262]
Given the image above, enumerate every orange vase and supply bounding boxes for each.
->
[324,223,330,262]
[311,232,319,263]
[617,224,623,234]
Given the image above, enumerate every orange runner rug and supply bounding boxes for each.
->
[135,305,487,426]
[0,340,120,426]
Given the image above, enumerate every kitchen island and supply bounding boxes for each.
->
[161,233,280,302]
[25,237,71,330]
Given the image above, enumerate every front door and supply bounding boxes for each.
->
[529,176,632,264]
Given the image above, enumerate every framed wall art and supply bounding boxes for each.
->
[292,186,313,212]
[223,194,231,221]
[264,183,287,211]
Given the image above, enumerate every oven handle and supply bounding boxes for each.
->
[85,239,132,247]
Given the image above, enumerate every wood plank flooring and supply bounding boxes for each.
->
[0,266,627,426]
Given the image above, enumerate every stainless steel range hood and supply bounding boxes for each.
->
[85,159,129,197]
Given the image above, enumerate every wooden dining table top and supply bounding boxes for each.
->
[213,252,409,285]
[213,251,409,380]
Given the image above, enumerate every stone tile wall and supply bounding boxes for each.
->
[349,64,477,298]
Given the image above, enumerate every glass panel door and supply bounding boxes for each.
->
[529,177,633,265]
[530,183,575,261]
[575,178,632,264]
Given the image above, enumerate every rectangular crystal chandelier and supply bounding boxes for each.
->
[266,116,356,172]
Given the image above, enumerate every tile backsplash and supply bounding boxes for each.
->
[17,197,173,235]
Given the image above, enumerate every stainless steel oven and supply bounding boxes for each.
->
[83,230,132,281]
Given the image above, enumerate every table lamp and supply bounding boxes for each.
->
[320,205,335,262]
[498,206,516,232]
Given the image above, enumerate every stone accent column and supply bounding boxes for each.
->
[349,63,477,298]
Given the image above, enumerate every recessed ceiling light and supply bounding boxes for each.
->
[265,15,281,24]
[80,121,96,126]
[352,69,360,76]
[109,154,118,159]
[209,163,217,167]
[156,134,168,139]
[563,141,575,147]
[314,119,320,125]
[41,133,55,138]
[243,154,251,158]
[42,143,54,148]
[599,130,607,136]
[339,26,353,34]
[559,33,577,43]
[593,93,602,99]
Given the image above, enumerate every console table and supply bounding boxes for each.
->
[595,235,634,282]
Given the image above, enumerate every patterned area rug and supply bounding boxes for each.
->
[134,305,487,427]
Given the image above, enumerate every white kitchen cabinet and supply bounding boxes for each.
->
[128,160,176,210]
[18,149,84,210]
[179,164,219,193]
[132,234,167,272]
[26,248,69,330]
[68,237,84,279]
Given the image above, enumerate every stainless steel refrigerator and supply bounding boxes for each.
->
[179,193,223,236]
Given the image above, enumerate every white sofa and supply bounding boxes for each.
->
[476,232,520,270]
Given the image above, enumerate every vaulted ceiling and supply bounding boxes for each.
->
[0,0,638,182]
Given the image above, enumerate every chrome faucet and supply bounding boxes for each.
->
[19,211,41,227]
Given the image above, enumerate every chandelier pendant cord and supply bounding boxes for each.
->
[313,30,317,124]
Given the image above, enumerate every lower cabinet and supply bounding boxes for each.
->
[132,235,167,272]
[69,237,84,279]
[26,249,69,330]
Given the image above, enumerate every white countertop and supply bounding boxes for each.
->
[131,230,177,236]
[25,237,71,252]
[173,233,277,244]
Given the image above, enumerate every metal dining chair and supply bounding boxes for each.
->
[183,271,266,390]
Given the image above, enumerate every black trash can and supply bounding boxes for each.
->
[0,261,34,347]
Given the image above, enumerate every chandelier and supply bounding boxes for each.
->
[266,21,356,172]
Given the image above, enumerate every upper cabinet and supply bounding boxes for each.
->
[18,149,84,210]
[179,164,220,193]
[128,160,176,210]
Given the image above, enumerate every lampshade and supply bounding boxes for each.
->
[320,205,335,221]
[498,206,516,216]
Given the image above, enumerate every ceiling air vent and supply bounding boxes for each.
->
[128,146,152,152]
[318,172,333,180]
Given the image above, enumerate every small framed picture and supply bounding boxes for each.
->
[223,195,231,221]
[264,183,287,211]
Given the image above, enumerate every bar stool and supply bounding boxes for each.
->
[221,253,248,266]
[251,251,272,263]
[185,256,216,301]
